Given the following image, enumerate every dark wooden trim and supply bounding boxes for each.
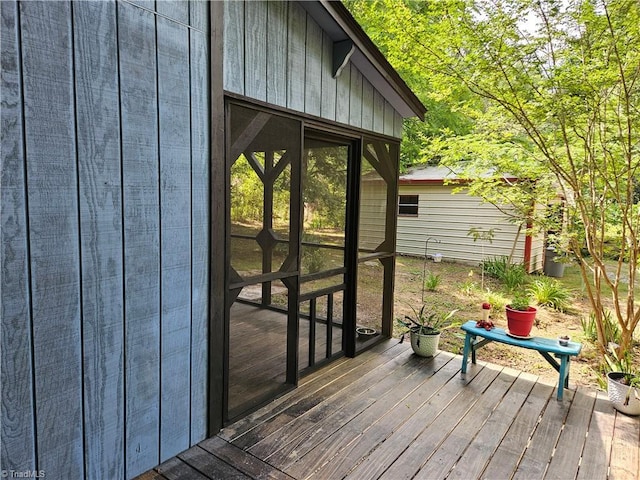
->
[225,92,401,143]
[208,0,225,436]
[299,267,346,283]
[298,283,346,302]
[344,138,361,358]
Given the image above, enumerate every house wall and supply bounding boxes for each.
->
[223,0,404,138]
[1,1,209,478]
[396,185,543,272]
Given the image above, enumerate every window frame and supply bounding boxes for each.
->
[398,194,419,217]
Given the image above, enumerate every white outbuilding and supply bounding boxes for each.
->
[395,166,544,272]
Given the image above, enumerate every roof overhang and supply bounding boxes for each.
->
[301,1,426,120]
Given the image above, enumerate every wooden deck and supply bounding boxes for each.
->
[137,339,640,480]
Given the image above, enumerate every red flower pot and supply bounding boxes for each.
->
[505,305,537,337]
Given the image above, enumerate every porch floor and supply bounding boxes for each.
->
[137,339,639,480]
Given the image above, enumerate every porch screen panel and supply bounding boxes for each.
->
[227,103,301,421]
[356,139,399,349]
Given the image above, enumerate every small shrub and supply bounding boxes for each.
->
[527,276,571,312]
[502,264,527,291]
[482,256,526,290]
[424,272,441,292]
[483,256,509,279]
[458,279,477,295]
[581,310,621,345]
[302,246,325,274]
[484,290,508,312]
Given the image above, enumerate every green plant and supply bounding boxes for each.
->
[482,256,527,291]
[508,293,532,311]
[484,290,508,312]
[604,343,640,406]
[424,272,441,292]
[396,304,459,342]
[582,310,621,345]
[502,264,527,291]
[528,277,571,312]
[482,256,508,279]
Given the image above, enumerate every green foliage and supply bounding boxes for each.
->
[603,344,639,406]
[349,0,640,357]
[396,304,459,339]
[482,256,527,291]
[424,272,441,292]
[482,256,509,279]
[484,290,508,312]
[527,277,571,312]
[509,293,532,311]
[581,310,621,345]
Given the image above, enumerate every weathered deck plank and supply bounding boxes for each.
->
[249,346,418,460]
[348,362,500,480]
[140,341,639,480]
[545,387,596,479]
[609,411,640,479]
[576,391,616,480]
[512,384,574,480]
[446,369,536,480]
[300,354,462,480]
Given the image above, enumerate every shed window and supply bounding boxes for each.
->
[398,195,419,216]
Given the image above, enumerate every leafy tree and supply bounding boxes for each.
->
[350,0,640,355]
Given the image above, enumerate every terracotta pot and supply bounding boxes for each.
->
[505,305,537,337]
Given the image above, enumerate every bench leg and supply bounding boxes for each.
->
[461,333,473,374]
[557,356,570,401]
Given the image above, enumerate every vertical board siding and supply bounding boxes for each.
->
[157,16,192,462]
[320,32,337,121]
[3,2,210,478]
[394,111,403,139]
[73,1,125,478]
[189,27,210,445]
[155,0,189,25]
[373,90,385,134]
[20,1,84,478]
[266,0,287,106]
[287,2,306,112]
[119,3,161,476]
[245,1,267,102]
[361,79,374,132]
[383,100,395,136]
[190,0,208,32]
[0,0,36,472]
[335,63,351,125]
[304,16,323,117]
[223,0,244,95]
[349,67,363,128]
[223,0,404,138]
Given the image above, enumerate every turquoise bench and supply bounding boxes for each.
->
[460,320,582,400]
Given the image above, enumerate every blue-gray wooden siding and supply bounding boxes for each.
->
[0,1,209,478]
[223,0,405,139]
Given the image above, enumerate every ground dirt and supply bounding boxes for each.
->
[392,255,605,390]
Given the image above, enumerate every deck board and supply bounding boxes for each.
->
[138,340,640,480]
[446,370,535,480]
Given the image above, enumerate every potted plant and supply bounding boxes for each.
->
[605,343,640,416]
[505,293,537,337]
[396,305,459,357]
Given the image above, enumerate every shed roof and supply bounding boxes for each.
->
[303,1,426,120]
[399,165,518,185]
